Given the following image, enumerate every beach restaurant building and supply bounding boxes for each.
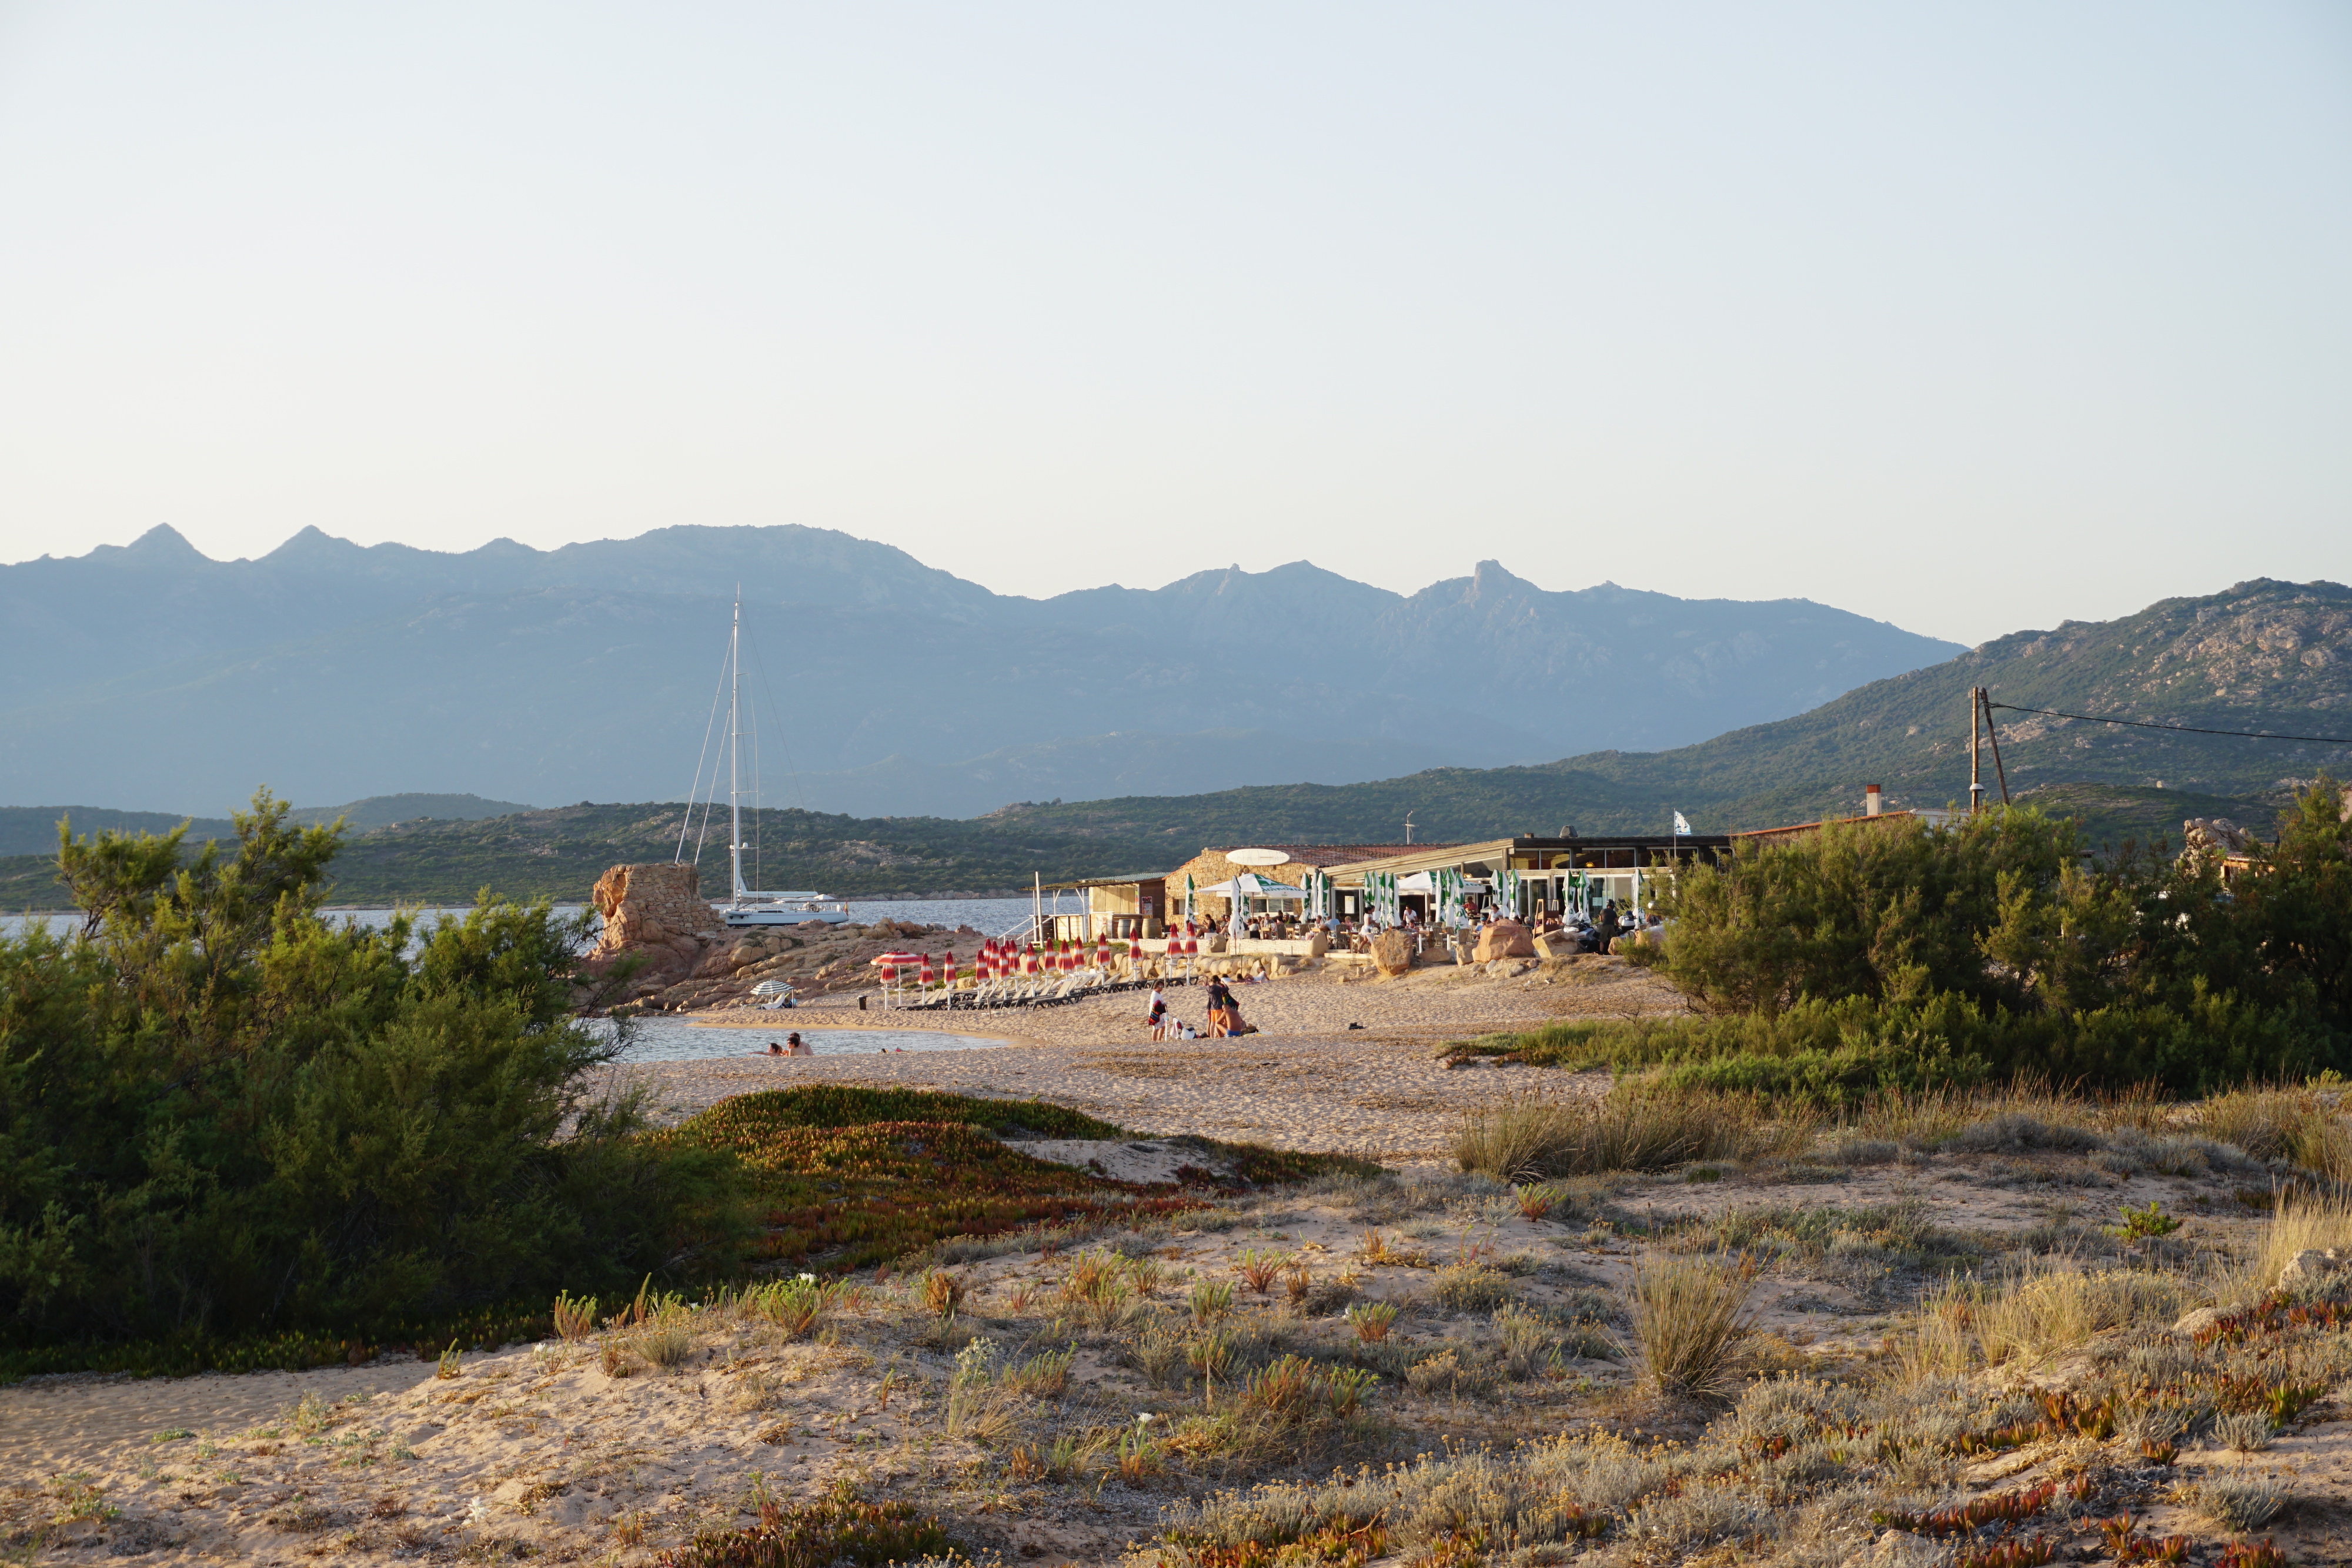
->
[1043,843,1429,941]
[1322,833,1733,926]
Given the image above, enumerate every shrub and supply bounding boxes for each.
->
[2213,1410,2275,1453]
[1432,1265,1514,1313]
[0,791,747,1358]
[1626,1255,1756,1402]
[2193,1475,2287,1532]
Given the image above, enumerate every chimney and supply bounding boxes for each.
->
[1864,784,1884,817]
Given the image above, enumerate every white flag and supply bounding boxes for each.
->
[1672,811,1692,835]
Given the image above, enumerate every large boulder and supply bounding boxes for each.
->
[589,863,724,959]
[1369,929,1415,977]
[2183,817,2259,857]
[1473,920,1536,962]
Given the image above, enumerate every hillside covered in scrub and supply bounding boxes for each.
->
[998,577,2352,842]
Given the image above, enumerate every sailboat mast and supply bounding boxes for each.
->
[728,593,743,903]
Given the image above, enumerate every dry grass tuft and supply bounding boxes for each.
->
[1454,1090,1775,1181]
[2244,1189,2352,1302]
[1626,1253,1756,1402]
[1890,1265,2196,1380]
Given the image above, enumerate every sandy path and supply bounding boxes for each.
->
[0,1361,435,1475]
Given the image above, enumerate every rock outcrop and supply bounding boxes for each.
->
[2278,1248,2345,1293]
[1369,929,1415,977]
[2183,817,2259,858]
[1472,920,1536,962]
[576,862,968,1012]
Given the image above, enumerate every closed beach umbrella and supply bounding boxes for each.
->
[919,957,936,986]
[1023,948,1039,976]
[943,949,954,984]
[1094,935,1110,968]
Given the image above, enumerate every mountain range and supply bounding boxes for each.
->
[0,523,1960,818]
[2,578,2343,910]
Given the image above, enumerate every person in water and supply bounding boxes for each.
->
[787,1032,813,1057]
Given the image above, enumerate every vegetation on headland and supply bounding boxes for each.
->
[0,797,1185,909]
[1449,780,2352,1101]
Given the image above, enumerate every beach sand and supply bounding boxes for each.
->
[597,954,1683,1158]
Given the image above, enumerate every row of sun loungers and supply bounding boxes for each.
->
[890,969,1185,1011]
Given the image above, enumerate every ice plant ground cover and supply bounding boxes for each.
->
[650,1087,1382,1272]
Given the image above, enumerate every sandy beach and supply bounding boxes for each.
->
[597,954,1682,1159]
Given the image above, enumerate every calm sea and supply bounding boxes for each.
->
[582,1016,1003,1062]
[0,894,1074,944]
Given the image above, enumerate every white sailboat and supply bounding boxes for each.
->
[684,594,852,928]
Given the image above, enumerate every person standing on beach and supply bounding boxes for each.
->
[1147,986,1169,1040]
[1204,975,1235,1037]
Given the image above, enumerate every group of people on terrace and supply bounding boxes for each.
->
[1175,898,1665,957]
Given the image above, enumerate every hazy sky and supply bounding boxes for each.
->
[1,3,2347,645]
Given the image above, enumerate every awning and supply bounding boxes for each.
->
[1196,872,1308,900]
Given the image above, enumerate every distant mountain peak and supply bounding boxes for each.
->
[90,523,209,568]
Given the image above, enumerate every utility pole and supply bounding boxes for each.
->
[1978,687,2011,807]
[1404,811,1415,845]
[1969,687,1984,816]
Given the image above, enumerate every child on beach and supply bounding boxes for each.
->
[1146,986,1168,1040]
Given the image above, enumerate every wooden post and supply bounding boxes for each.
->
[1980,689,2012,806]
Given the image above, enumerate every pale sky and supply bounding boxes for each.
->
[1,2,2347,645]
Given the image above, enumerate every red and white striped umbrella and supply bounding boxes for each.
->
[1023,949,1039,976]
[1128,937,1143,962]
[919,956,936,985]
[1094,936,1110,968]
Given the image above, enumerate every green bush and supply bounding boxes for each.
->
[0,790,747,1355]
[1552,782,2352,1095]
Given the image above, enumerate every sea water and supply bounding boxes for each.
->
[580,1016,1002,1062]
[0,895,1067,944]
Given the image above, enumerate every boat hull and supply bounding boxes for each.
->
[724,904,852,927]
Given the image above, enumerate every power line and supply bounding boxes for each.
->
[1986,701,2352,747]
